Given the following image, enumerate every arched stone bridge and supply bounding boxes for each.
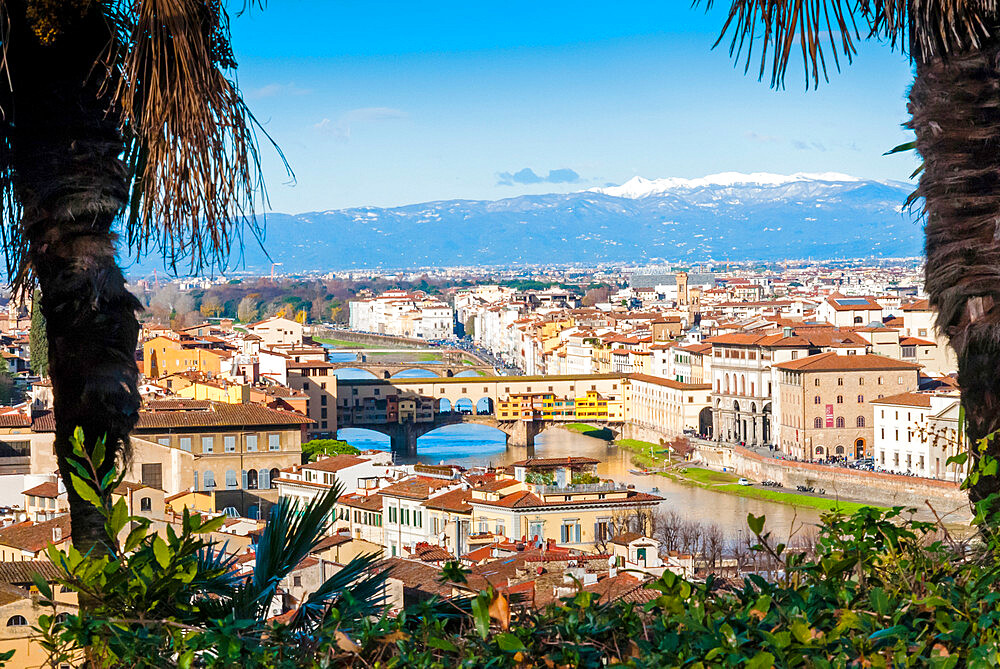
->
[328,361,496,379]
[341,412,622,457]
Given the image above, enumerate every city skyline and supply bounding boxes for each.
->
[232,1,919,214]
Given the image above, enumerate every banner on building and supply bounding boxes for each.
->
[825,404,834,427]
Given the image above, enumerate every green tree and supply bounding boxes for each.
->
[29,289,48,376]
[0,366,15,405]
[695,0,1000,522]
[0,2,283,558]
[302,439,361,462]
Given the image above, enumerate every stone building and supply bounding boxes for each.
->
[774,352,920,461]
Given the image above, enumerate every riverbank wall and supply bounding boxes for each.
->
[308,328,427,348]
[696,442,970,520]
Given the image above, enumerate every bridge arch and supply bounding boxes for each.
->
[476,397,494,415]
[454,398,475,414]
[335,427,391,449]
[390,368,439,378]
[438,398,453,413]
[333,368,378,380]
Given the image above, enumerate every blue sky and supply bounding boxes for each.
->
[230,1,918,213]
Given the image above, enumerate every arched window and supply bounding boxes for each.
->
[139,497,151,512]
[814,396,820,404]
[814,417,822,428]
[835,445,845,454]
[836,395,843,404]
[7,615,26,627]
[270,468,281,486]
[203,471,216,489]
[836,417,845,428]
[815,446,824,454]
[54,613,69,624]
[225,470,238,489]
[857,395,864,403]
[857,416,866,428]
[247,469,259,490]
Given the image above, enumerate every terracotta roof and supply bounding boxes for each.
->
[407,543,454,562]
[610,532,644,546]
[470,478,522,493]
[474,489,663,510]
[0,516,71,553]
[22,482,60,498]
[422,488,473,513]
[869,392,934,408]
[0,413,31,428]
[380,477,454,500]
[628,374,712,391]
[311,534,353,553]
[304,455,367,474]
[338,493,384,512]
[373,558,458,599]
[901,299,931,311]
[588,573,659,605]
[509,457,600,468]
[825,297,882,311]
[774,352,922,372]
[34,401,315,434]
[0,561,61,585]
[703,333,764,346]
[900,336,936,346]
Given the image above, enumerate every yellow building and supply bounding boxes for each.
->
[0,561,77,669]
[143,334,232,379]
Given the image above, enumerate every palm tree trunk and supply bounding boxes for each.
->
[910,41,1000,522]
[7,4,141,556]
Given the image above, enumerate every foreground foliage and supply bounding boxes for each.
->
[24,434,1000,667]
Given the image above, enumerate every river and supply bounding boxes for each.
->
[328,347,820,539]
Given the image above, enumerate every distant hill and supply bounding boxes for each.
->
[127,172,920,275]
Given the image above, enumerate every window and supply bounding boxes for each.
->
[321,396,327,406]
[268,434,280,451]
[857,416,866,428]
[247,469,258,490]
[141,463,162,490]
[496,520,505,536]
[225,470,238,489]
[270,468,280,485]
[246,435,258,452]
[200,436,214,454]
[902,345,916,357]
[389,507,397,524]
[260,468,271,490]
[837,378,844,386]
[179,437,192,452]
[560,521,581,544]
[836,396,843,404]
[293,576,302,587]
[157,437,170,447]
[814,396,820,404]
[414,510,422,528]
[224,436,236,453]
[836,417,845,428]
[857,395,864,403]
[813,378,819,386]
[140,497,152,512]
[878,376,883,385]
[859,378,864,386]
[6,615,27,627]
[204,471,216,488]
[897,376,904,384]
[814,417,822,428]
[402,508,410,526]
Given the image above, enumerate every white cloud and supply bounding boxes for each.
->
[315,107,409,141]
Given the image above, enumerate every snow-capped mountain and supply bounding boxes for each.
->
[130,173,920,274]
[588,172,867,199]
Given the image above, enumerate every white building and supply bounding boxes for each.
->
[872,391,966,481]
[349,290,453,340]
[380,475,462,557]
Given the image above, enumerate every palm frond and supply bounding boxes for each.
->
[286,552,387,634]
[239,484,342,621]
[695,1,1000,86]
[108,0,290,275]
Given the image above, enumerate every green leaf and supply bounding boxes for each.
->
[177,650,194,669]
[471,594,490,640]
[70,474,104,512]
[30,572,52,600]
[884,140,916,156]
[196,515,226,535]
[747,651,775,669]
[426,636,459,652]
[152,535,170,569]
[495,632,525,652]
[747,513,765,536]
[790,620,812,645]
[92,436,106,469]
[946,453,968,466]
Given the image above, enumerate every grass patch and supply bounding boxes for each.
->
[713,485,881,514]
[616,438,670,469]
[563,423,614,440]
[677,466,739,485]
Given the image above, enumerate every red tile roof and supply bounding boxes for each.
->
[380,477,454,500]
[304,455,368,473]
[32,401,313,433]
[422,489,473,513]
[869,392,934,408]
[22,482,60,498]
[774,352,921,372]
[0,516,71,553]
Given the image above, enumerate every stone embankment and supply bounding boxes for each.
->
[696,442,971,521]
[308,328,427,348]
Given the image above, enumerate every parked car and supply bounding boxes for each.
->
[738,478,752,486]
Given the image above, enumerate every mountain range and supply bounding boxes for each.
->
[129,172,922,275]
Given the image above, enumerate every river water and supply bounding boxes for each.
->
[328,347,820,539]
